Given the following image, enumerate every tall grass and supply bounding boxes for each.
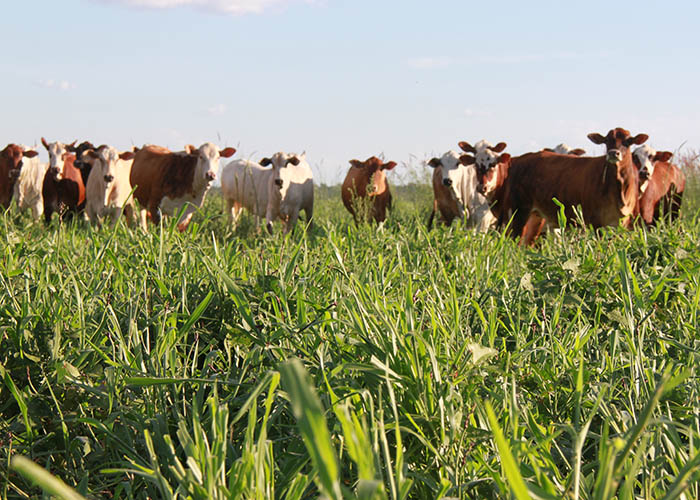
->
[1,164,699,499]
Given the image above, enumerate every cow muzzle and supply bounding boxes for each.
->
[205,171,216,182]
[104,174,114,183]
[274,178,283,188]
[49,167,60,178]
[638,168,649,181]
[476,184,486,195]
[442,178,452,187]
[607,150,623,164]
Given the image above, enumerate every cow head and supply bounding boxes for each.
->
[587,128,648,166]
[67,141,97,184]
[2,144,38,181]
[544,143,586,156]
[632,144,673,191]
[349,156,396,195]
[187,142,236,186]
[260,152,305,197]
[458,140,510,199]
[427,150,470,207]
[42,137,77,180]
[83,145,135,205]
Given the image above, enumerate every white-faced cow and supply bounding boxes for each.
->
[82,145,136,227]
[220,158,273,228]
[258,152,314,234]
[426,150,495,231]
[341,156,396,224]
[129,142,235,231]
[632,145,685,225]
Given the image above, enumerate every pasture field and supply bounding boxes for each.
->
[1,164,700,499]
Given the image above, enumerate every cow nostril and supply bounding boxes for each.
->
[206,171,216,181]
[104,175,114,183]
[443,179,452,187]
[274,179,283,187]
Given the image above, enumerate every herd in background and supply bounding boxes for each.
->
[0,126,687,245]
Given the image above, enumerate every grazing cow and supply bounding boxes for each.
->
[259,152,314,234]
[41,138,86,223]
[129,142,235,231]
[1,144,39,209]
[460,128,647,245]
[13,146,47,219]
[426,150,495,231]
[220,158,272,228]
[341,156,396,224]
[82,145,136,227]
[543,143,586,156]
[632,145,685,225]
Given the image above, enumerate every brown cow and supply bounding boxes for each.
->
[460,128,647,245]
[41,138,86,223]
[130,142,235,231]
[341,156,396,224]
[0,144,38,208]
[632,145,685,225]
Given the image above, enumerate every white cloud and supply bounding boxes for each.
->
[406,57,451,70]
[90,0,321,14]
[207,103,227,115]
[36,79,76,91]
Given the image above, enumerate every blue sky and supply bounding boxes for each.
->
[3,0,699,184]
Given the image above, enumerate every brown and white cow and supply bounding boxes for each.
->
[426,150,495,231]
[13,146,47,219]
[341,156,396,224]
[632,145,685,225]
[461,128,647,245]
[130,142,235,231]
[82,145,136,227]
[1,144,39,209]
[543,143,586,156]
[259,152,314,234]
[41,138,86,223]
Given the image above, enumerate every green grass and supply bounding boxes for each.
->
[1,179,699,499]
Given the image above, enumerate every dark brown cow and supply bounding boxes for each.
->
[0,144,38,208]
[341,156,396,224]
[130,142,235,231]
[41,138,86,223]
[632,145,685,225]
[460,128,647,245]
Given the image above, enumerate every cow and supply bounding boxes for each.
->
[341,156,396,224]
[1,144,39,209]
[129,142,235,231]
[41,138,86,223]
[257,152,314,234]
[81,145,136,227]
[632,145,685,225]
[460,128,647,245]
[220,158,272,228]
[426,150,495,231]
[543,143,586,156]
[68,141,97,187]
[13,145,47,220]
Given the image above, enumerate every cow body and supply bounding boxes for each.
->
[13,147,47,219]
[41,138,86,223]
[84,145,136,227]
[1,144,39,209]
[544,143,586,156]
[129,142,235,231]
[632,145,685,225]
[341,156,396,224]
[259,152,314,234]
[220,159,273,227]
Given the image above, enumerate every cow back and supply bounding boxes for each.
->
[131,146,196,207]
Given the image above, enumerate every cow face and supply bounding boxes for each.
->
[2,144,38,181]
[42,138,77,180]
[587,128,648,166]
[85,145,135,205]
[545,143,586,156]
[428,150,469,205]
[459,140,510,199]
[260,152,304,197]
[68,141,97,184]
[633,145,673,191]
[188,142,236,186]
[349,156,396,195]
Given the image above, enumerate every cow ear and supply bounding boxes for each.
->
[382,161,397,170]
[23,150,39,158]
[428,158,441,168]
[498,153,511,164]
[491,142,507,153]
[260,157,272,166]
[458,141,476,154]
[184,144,197,154]
[288,156,300,166]
[119,151,135,161]
[67,140,77,150]
[220,147,236,158]
[349,159,363,168]
[655,151,673,163]
[86,149,100,160]
[570,148,586,156]
[587,133,606,144]
[41,137,49,150]
[629,134,649,146]
[459,154,475,166]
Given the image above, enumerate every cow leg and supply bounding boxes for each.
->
[303,204,313,232]
[139,208,149,230]
[284,212,299,235]
[123,204,134,228]
[177,205,197,232]
[509,209,532,245]
[31,202,42,221]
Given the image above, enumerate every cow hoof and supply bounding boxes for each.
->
[266,222,273,234]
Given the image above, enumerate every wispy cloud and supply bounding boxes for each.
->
[36,79,76,91]
[207,103,227,116]
[406,56,452,70]
[90,0,322,15]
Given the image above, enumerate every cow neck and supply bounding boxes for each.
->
[611,151,639,216]
[490,160,511,223]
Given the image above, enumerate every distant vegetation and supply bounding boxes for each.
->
[1,155,699,499]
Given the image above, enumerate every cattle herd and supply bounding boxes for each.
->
[0,127,686,244]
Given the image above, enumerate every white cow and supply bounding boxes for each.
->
[260,152,314,234]
[13,146,48,220]
[83,145,136,227]
[221,159,273,228]
[427,150,495,231]
[544,143,586,156]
